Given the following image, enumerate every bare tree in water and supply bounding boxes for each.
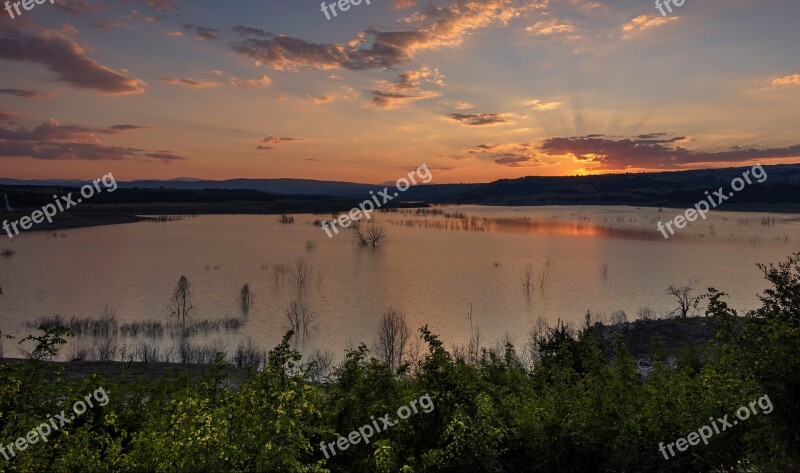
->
[374,309,410,371]
[169,275,193,330]
[667,277,703,318]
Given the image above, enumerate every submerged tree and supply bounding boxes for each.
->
[169,275,194,330]
[667,277,703,318]
[240,283,253,313]
[374,309,410,371]
[285,301,316,340]
[353,222,389,247]
[522,263,534,292]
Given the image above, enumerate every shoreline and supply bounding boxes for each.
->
[1,200,797,237]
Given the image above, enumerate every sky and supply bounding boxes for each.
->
[0,0,798,184]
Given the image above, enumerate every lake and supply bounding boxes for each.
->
[1,205,798,362]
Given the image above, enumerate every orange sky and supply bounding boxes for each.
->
[1,0,799,184]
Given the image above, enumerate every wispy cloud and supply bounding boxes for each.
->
[525,99,561,111]
[159,76,222,88]
[230,0,519,71]
[257,135,305,150]
[447,113,509,126]
[0,30,145,95]
[370,90,440,109]
[0,116,183,161]
[0,89,56,99]
[622,14,677,39]
[771,73,800,87]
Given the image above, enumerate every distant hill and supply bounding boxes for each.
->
[3,163,800,210]
[0,177,478,200]
[440,164,800,209]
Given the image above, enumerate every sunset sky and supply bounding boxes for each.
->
[1,0,798,184]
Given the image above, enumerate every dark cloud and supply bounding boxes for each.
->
[0,117,183,162]
[257,136,304,150]
[467,142,541,167]
[232,26,272,39]
[0,89,56,98]
[261,136,304,144]
[0,141,183,161]
[109,124,148,131]
[538,134,800,169]
[494,156,536,167]
[230,0,518,71]
[145,151,183,160]
[0,30,145,95]
[182,24,219,40]
[447,113,508,126]
[0,118,119,142]
[467,133,800,169]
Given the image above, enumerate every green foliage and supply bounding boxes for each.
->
[1,254,800,471]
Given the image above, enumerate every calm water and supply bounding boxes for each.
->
[1,205,798,360]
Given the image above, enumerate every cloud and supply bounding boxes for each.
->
[370,90,440,109]
[494,156,537,167]
[194,27,220,41]
[159,76,222,88]
[394,0,416,8]
[386,67,444,90]
[0,117,184,161]
[538,134,800,170]
[446,113,508,126]
[124,10,159,24]
[230,0,519,71]
[525,99,561,111]
[622,14,677,39]
[229,75,271,88]
[0,30,145,95]
[109,124,148,131]
[453,101,473,110]
[261,136,304,144]
[257,135,305,150]
[232,26,272,39]
[467,142,541,167]
[0,89,56,99]
[771,74,800,87]
[525,19,576,36]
